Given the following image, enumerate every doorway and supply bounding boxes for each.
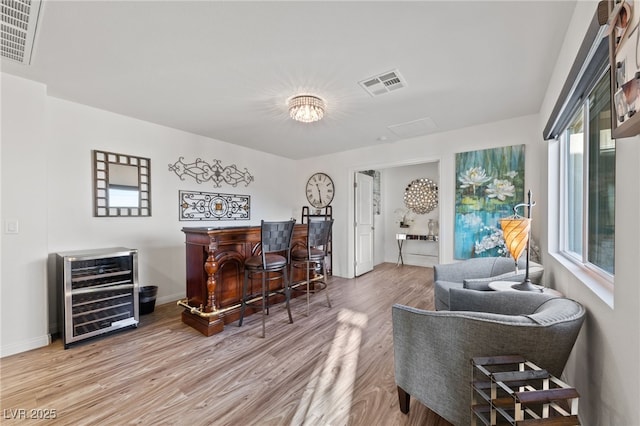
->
[354,172,374,276]
[351,160,440,277]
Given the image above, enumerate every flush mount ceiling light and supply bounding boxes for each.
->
[288,95,326,123]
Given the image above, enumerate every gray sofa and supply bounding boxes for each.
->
[392,289,585,426]
[434,256,544,310]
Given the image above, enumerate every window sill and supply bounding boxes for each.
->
[548,252,614,309]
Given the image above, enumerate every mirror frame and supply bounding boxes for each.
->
[404,178,438,214]
[93,150,152,217]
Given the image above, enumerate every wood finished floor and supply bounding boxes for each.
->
[0,263,452,426]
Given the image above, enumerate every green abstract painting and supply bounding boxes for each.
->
[454,145,525,259]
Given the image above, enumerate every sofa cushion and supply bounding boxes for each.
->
[433,258,544,311]
[434,280,459,310]
[525,297,585,325]
[449,287,557,315]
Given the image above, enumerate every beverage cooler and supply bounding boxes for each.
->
[54,247,139,348]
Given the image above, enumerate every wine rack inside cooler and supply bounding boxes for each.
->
[56,247,139,348]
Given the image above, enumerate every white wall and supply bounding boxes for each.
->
[537,2,640,424]
[1,73,297,357]
[351,165,440,268]
[1,74,49,355]
[294,113,543,279]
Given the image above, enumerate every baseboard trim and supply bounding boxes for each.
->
[156,293,183,306]
[1,334,51,358]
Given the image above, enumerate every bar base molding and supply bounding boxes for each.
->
[181,310,224,336]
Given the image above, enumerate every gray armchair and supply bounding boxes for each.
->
[392,289,585,426]
[434,256,543,310]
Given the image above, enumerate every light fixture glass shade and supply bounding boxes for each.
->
[500,217,530,262]
[288,95,325,123]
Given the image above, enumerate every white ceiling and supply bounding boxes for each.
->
[2,1,577,159]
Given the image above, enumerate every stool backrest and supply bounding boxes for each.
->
[260,219,296,263]
[307,218,333,256]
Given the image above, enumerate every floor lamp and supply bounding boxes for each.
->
[500,190,541,292]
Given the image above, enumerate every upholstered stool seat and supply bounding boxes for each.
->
[291,219,333,316]
[239,219,295,337]
[291,247,324,261]
[244,253,288,269]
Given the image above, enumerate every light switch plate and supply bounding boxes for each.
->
[5,220,19,234]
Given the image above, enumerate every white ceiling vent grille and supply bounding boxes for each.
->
[359,69,407,97]
[1,0,42,64]
[388,117,437,139]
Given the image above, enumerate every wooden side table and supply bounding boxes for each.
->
[489,280,563,297]
[471,355,580,425]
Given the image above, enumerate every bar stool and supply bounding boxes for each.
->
[239,219,295,337]
[291,218,333,316]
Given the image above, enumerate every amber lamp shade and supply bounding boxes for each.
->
[500,217,530,263]
[500,216,541,292]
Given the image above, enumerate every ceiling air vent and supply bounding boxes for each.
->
[388,117,438,139]
[1,0,42,64]
[359,69,407,97]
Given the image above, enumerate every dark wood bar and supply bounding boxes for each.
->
[180,225,309,336]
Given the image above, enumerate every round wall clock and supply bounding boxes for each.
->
[306,172,335,208]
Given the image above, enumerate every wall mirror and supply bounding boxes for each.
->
[404,178,438,214]
[93,150,151,217]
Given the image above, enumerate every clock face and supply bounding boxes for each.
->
[306,173,335,208]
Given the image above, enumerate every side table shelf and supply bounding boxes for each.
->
[471,355,580,425]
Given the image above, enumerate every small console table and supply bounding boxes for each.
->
[395,233,438,266]
[471,355,580,425]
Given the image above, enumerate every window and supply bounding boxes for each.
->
[559,70,615,277]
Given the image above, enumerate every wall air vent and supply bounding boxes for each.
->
[1,0,42,64]
[358,69,407,97]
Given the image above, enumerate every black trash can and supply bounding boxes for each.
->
[139,286,158,315]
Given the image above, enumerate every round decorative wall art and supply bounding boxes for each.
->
[404,178,438,214]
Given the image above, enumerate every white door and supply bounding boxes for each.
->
[355,172,374,276]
